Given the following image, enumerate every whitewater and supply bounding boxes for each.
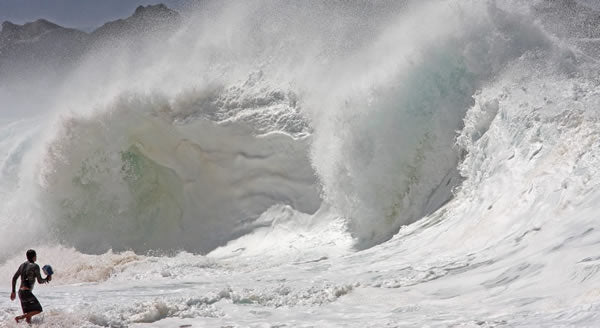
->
[1,0,600,326]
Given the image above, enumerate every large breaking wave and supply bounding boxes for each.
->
[0,0,597,259]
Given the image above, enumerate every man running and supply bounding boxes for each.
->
[10,249,52,324]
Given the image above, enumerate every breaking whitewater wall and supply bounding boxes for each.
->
[0,1,596,257]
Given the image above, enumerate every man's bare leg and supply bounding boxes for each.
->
[15,311,42,324]
[15,314,26,323]
[24,311,41,323]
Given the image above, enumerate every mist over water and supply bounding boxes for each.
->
[2,0,436,255]
[0,1,552,254]
[1,1,600,326]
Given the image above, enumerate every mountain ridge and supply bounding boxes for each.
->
[0,4,181,79]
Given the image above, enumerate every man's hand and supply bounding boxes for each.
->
[10,292,15,301]
[46,275,52,282]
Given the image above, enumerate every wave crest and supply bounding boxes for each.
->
[38,85,320,254]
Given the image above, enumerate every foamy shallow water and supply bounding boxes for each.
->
[3,224,600,328]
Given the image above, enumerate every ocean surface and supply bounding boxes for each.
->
[1,1,600,327]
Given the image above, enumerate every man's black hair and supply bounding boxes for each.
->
[26,249,36,262]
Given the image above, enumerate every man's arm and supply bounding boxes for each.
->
[10,265,21,300]
[11,267,20,292]
[34,265,49,284]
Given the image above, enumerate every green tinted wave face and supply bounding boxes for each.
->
[57,145,184,253]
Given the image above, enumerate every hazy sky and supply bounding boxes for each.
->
[2,1,598,32]
[0,0,190,31]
